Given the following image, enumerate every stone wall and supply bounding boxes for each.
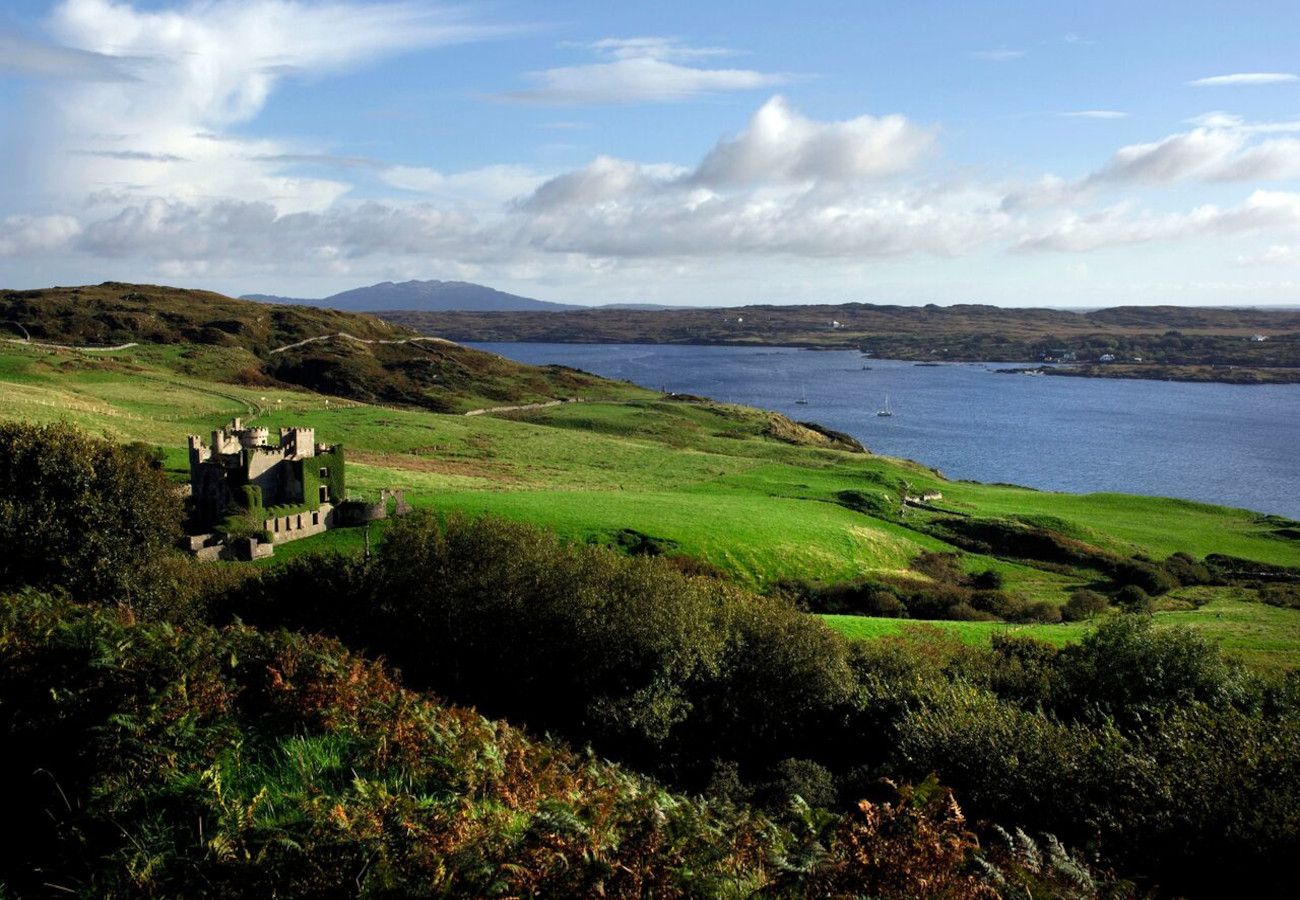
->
[264,503,335,544]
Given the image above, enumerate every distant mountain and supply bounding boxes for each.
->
[244,280,582,313]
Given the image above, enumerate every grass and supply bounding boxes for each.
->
[821,613,1092,648]
[2,339,1298,665]
[823,590,1300,670]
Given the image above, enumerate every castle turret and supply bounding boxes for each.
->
[239,426,270,449]
[279,426,316,458]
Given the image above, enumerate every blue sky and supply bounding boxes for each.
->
[3,1,1300,306]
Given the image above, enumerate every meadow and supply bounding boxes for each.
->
[2,339,1297,666]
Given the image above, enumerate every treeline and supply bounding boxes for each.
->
[4,421,1300,896]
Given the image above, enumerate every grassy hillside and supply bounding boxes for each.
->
[0,283,648,412]
[1,281,402,350]
[2,333,1296,666]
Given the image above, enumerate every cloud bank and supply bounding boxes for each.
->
[4,2,1300,299]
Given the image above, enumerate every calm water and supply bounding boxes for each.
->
[469,342,1300,520]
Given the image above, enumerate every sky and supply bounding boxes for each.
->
[3,1,1300,306]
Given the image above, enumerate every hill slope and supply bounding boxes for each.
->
[246,278,581,312]
[1,331,1296,667]
[0,283,643,412]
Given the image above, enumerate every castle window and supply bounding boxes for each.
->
[297,515,303,529]
[319,485,328,503]
[273,518,280,533]
[312,511,319,526]
[319,466,329,478]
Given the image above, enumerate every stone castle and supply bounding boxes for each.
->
[186,418,406,560]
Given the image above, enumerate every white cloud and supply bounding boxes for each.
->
[0,31,148,80]
[499,36,788,104]
[74,197,481,264]
[31,0,507,212]
[1189,72,1298,87]
[690,96,936,185]
[1060,110,1128,119]
[519,96,935,214]
[1017,191,1300,252]
[1235,244,1300,266]
[1088,117,1300,185]
[970,48,1025,61]
[0,214,83,256]
[583,37,735,62]
[1091,128,1247,184]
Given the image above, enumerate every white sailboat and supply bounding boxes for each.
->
[795,385,809,405]
[876,394,893,417]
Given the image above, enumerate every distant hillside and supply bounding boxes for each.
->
[382,301,1300,381]
[0,282,644,413]
[246,279,582,312]
[2,282,406,352]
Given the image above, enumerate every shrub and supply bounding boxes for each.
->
[1051,615,1252,722]
[971,568,1005,590]
[1109,558,1179,596]
[1162,551,1213,586]
[240,512,859,786]
[1114,584,1153,614]
[1259,583,1300,610]
[1020,600,1063,624]
[1063,589,1109,622]
[0,421,182,604]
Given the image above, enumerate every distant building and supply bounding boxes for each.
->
[1251,334,1269,342]
[185,418,407,560]
[189,418,343,527]
[1098,353,1116,362]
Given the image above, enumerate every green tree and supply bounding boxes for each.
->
[0,421,182,602]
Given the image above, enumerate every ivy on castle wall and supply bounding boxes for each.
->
[297,446,345,510]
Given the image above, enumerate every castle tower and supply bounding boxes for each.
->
[279,426,316,458]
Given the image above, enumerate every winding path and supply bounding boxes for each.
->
[268,332,454,355]
[4,336,138,352]
[463,398,583,417]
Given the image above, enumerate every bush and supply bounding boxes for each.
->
[1020,600,1063,624]
[239,512,858,786]
[0,421,182,604]
[1063,589,1109,622]
[1162,551,1213,586]
[1114,584,1153,614]
[1051,615,1252,722]
[971,568,1005,590]
[1109,558,1179,596]
[1259,583,1300,610]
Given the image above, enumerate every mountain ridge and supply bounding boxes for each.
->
[245,279,584,313]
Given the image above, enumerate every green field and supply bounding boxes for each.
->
[824,590,1300,670]
[3,339,1298,666]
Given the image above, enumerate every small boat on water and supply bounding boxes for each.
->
[876,394,894,417]
[795,385,808,405]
